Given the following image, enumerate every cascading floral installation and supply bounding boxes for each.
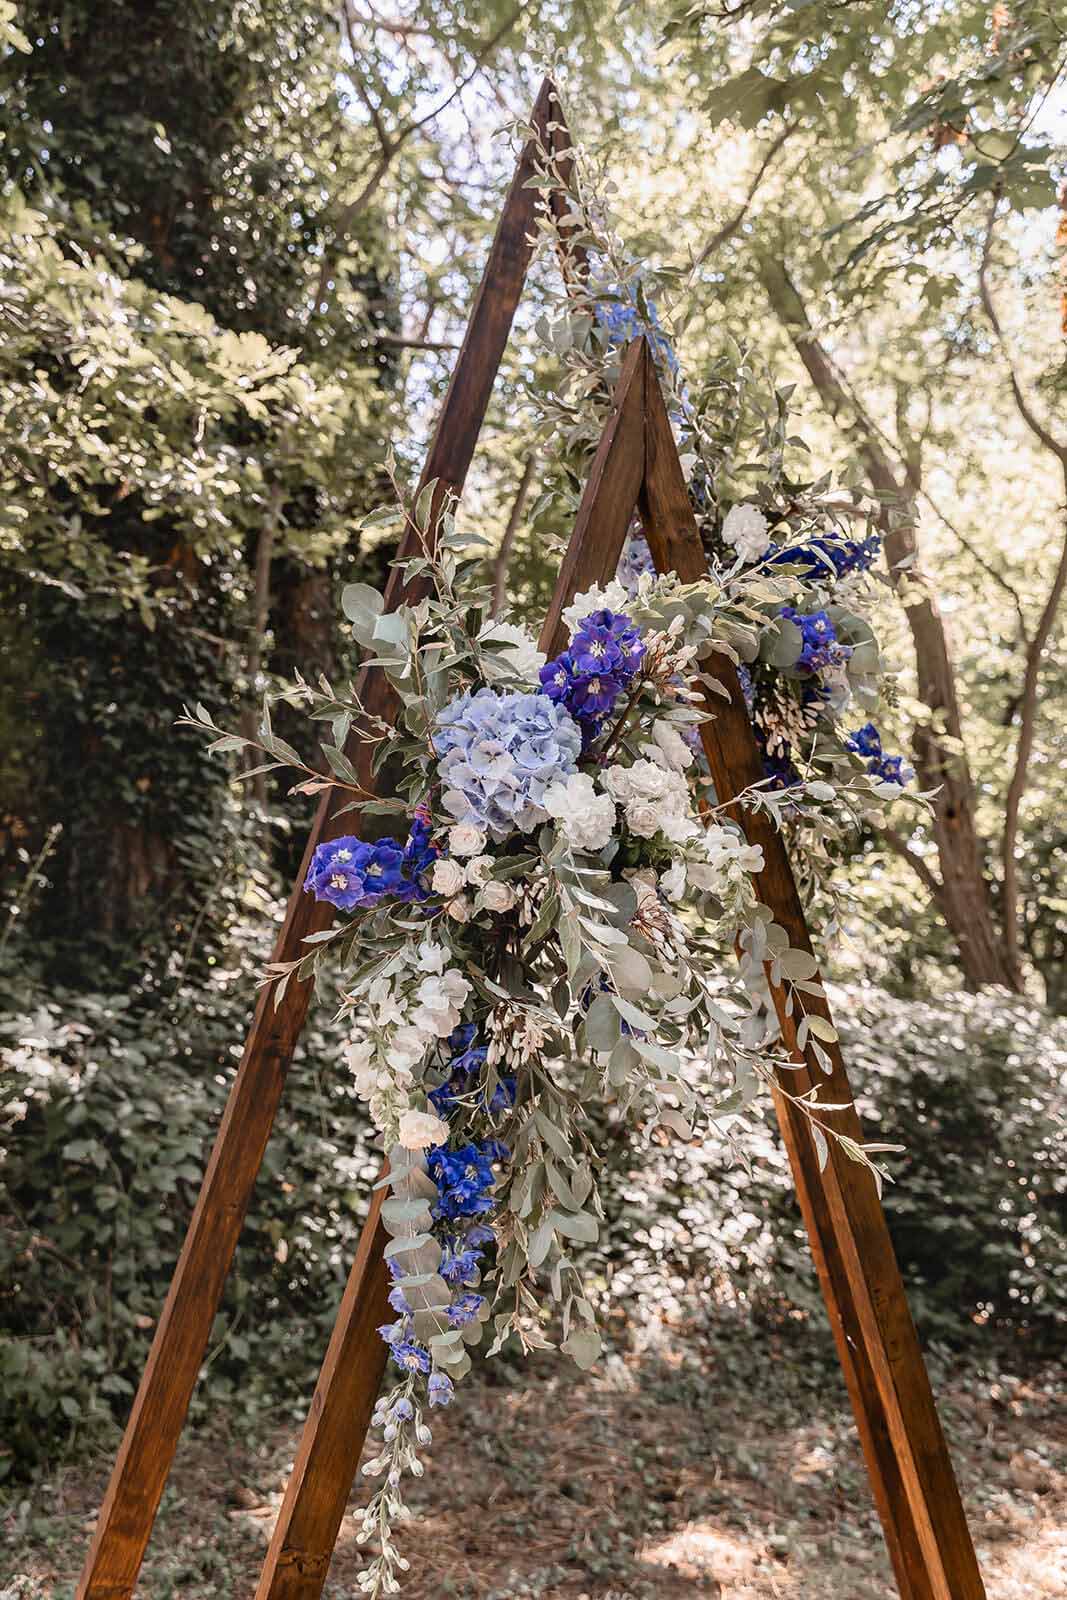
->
[186,453,919,1591]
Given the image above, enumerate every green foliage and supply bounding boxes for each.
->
[596,984,1067,1348]
[0,941,377,1479]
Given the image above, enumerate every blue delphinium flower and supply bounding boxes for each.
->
[390,1338,431,1376]
[304,835,407,910]
[540,608,645,737]
[447,1292,485,1330]
[779,606,853,675]
[872,753,913,785]
[846,722,884,759]
[616,529,656,596]
[428,1141,498,1220]
[845,723,913,785]
[391,1396,415,1422]
[433,688,582,839]
[397,808,438,903]
[771,531,881,581]
[428,1371,454,1408]
[439,1244,483,1286]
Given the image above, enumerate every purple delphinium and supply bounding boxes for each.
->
[540,608,645,738]
[303,835,406,910]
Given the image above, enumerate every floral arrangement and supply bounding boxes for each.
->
[181,114,929,1598]
[186,456,916,1591]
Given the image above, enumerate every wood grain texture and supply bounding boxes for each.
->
[254,336,648,1599]
[77,75,573,1600]
[638,343,984,1600]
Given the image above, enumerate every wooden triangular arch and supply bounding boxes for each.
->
[79,82,985,1600]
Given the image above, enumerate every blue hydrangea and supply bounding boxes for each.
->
[432,688,582,839]
[594,289,680,379]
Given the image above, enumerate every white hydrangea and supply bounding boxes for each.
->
[477,619,546,682]
[562,578,630,634]
[542,772,617,852]
[722,503,771,563]
[602,759,699,843]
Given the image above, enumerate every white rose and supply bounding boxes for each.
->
[398,1108,450,1150]
[722,503,771,563]
[650,721,694,772]
[542,773,617,853]
[464,854,494,887]
[446,893,472,923]
[447,823,487,858]
[626,801,661,838]
[432,857,466,897]
[480,879,516,913]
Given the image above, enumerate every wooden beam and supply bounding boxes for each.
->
[637,343,984,1600]
[254,337,647,1600]
[77,76,574,1600]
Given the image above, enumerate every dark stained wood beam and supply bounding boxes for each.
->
[77,76,575,1600]
[638,342,984,1600]
[254,336,647,1599]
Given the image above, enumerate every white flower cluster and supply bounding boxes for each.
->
[561,579,630,633]
[430,823,516,918]
[602,758,699,844]
[476,619,546,683]
[342,938,470,1145]
[661,823,765,908]
[543,772,616,852]
[722,503,771,563]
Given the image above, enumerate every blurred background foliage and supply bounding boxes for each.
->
[1,0,1065,1479]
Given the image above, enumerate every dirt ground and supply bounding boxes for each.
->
[4,1325,1065,1599]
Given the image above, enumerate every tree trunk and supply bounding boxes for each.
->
[758,255,1020,990]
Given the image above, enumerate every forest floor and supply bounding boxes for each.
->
[4,1321,1065,1600]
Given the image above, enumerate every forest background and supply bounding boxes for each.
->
[1,3,1066,1595]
